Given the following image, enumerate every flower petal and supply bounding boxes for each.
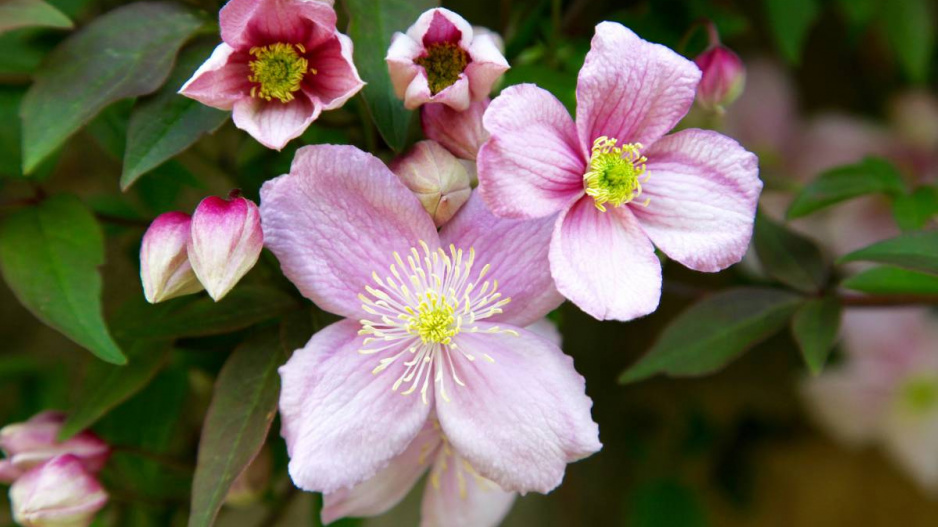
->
[437,324,601,493]
[478,84,585,219]
[576,22,700,148]
[550,196,661,321]
[10,455,108,527]
[280,320,433,494]
[187,196,263,301]
[232,95,320,150]
[220,0,338,50]
[421,450,515,527]
[408,74,471,111]
[178,43,250,111]
[439,192,562,326]
[322,421,441,524]
[421,98,489,160]
[260,145,439,319]
[387,33,424,100]
[140,211,203,304]
[305,32,365,111]
[631,129,761,272]
[409,8,473,48]
[465,34,509,101]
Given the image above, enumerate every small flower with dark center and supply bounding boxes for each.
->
[387,8,508,110]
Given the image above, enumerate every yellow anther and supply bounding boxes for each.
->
[583,136,649,212]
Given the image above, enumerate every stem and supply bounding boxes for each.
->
[838,294,938,307]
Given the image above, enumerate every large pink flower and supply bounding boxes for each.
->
[386,8,508,111]
[179,0,364,150]
[260,145,600,500]
[478,22,762,321]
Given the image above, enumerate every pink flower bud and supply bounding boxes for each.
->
[187,193,263,301]
[694,45,746,113]
[0,412,109,475]
[421,98,490,160]
[390,141,472,227]
[10,455,108,527]
[140,211,203,304]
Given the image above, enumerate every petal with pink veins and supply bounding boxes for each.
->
[550,196,661,321]
[436,324,601,493]
[421,99,489,160]
[576,22,700,148]
[421,448,515,527]
[632,129,761,272]
[260,145,439,319]
[305,33,365,111]
[465,34,509,101]
[439,192,562,326]
[410,8,473,48]
[178,43,251,111]
[220,0,337,50]
[478,84,585,219]
[279,320,433,494]
[231,95,320,150]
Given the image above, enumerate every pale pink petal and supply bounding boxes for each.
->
[140,211,203,304]
[0,460,22,484]
[220,0,338,50]
[576,22,700,148]
[407,74,471,111]
[305,32,365,111]
[260,145,439,319]
[436,324,600,493]
[421,98,489,160]
[386,33,424,100]
[408,8,473,49]
[550,196,661,321]
[178,43,251,111]
[800,367,885,447]
[525,318,562,347]
[187,196,263,301]
[439,192,562,326]
[10,455,108,527]
[322,422,441,523]
[421,450,515,527]
[231,95,320,150]
[279,320,433,494]
[0,412,110,474]
[478,84,585,219]
[465,34,509,101]
[631,129,761,272]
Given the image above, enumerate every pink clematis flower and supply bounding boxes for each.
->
[0,412,109,481]
[386,8,508,111]
[478,22,762,321]
[179,0,364,150]
[260,145,600,502]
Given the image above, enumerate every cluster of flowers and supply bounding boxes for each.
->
[5,1,762,526]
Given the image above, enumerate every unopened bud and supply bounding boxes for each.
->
[391,141,472,227]
[0,412,109,475]
[140,211,203,303]
[10,454,108,527]
[421,98,490,161]
[694,45,745,113]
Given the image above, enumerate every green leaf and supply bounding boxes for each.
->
[787,157,907,219]
[791,297,841,375]
[619,288,802,384]
[627,479,707,527]
[753,211,827,293]
[123,43,228,190]
[0,0,72,34]
[838,231,938,274]
[0,195,125,364]
[113,285,299,340]
[59,340,170,441]
[20,2,203,173]
[344,0,439,152]
[188,328,285,527]
[892,186,938,231]
[841,265,938,295]
[763,0,819,64]
[882,0,934,83]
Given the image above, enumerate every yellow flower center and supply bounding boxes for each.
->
[406,293,459,345]
[583,136,650,212]
[248,43,314,103]
[899,375,938,413]
[415,42,469,95]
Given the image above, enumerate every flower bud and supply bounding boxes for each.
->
[0,412,109,475]
[10,455,108,527]
[187,192,263,301]
[694,45,745,113]
[140,211,204,304]
[225,446,271,507]
[421,98,490,161]
[390,141,472,227]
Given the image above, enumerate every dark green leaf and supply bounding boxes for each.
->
[787,157,906,219]
[882,0,934,83]
[188,329,284,527]
[791,297,841,375]
[59,340,170,441]
[619,288,802,384]
[838,231,938,274]
[123,43,228,190]
[893,186,938,231]
[113,285,299,340]
[0,195,125,364]
[753,211,827,293]
[0,0,72,34]
[20,2,203,173]
[344,0,438,152]
[627,479,707,527]
[841,265,938,295]
[763,0,819,64]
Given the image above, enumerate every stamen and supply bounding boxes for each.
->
[583,136,650,212]
[247,42,311,103]
[415,42,470,95]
